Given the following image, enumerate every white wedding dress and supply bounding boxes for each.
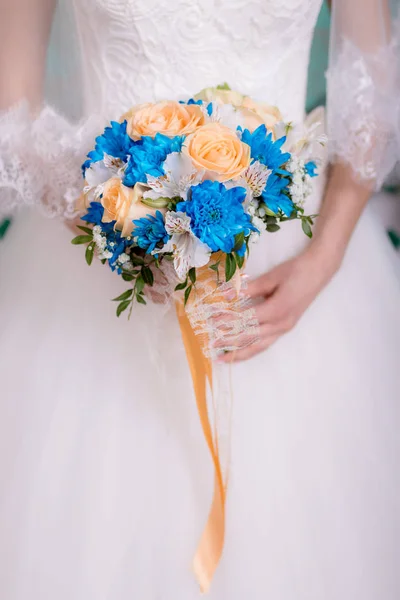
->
[0,1,400,599]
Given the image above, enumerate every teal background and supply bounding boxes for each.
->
[306,1,330,112]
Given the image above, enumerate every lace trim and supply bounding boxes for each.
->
[0,102,100,220]
[326,38,399,189]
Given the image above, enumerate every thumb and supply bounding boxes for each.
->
[246,265,281,299]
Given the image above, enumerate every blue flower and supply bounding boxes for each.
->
[261,174,293,216]
[305,161,318,177]
[81,202,114,232]
[184,98,203,106]
[241,125,291,174]
[133,210,170,254]
[177,181,256,254]
[123,134,185,187]
[82,121,133,175]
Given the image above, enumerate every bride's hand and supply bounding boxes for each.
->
[219,244,342,363]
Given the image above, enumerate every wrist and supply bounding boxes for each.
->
[302,236,344,279]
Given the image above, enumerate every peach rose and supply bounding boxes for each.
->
[194,86,245,107]
[101,178,157,237]
[123,101,205,140]
[241,97,282,132]
[194,86,282,133]
[185,123,251,182]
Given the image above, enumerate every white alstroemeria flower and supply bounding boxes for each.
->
[145,153,203,202]
[227,160,272,206]
[156,211,211,281]
[275,116,327,160]
[84,154,126,203]
[207,101,246,131]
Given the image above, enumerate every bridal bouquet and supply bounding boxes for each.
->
[73,85,322,345]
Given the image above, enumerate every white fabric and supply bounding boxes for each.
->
[326,0,400,188]
[0,1,400,599]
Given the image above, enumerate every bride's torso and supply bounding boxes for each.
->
[70,0,322,123]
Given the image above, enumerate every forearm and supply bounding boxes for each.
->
[308,162,373,269]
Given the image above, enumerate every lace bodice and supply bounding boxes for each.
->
[0,0,398,221]
[73,0,322,124]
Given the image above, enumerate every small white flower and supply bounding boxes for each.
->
[93,227,107,251]
[117,253,130,265]
[100,249,113,260]
[146,153,203,202]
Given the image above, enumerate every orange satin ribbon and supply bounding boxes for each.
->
[176,305,226,594]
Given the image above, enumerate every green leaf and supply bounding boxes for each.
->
[266,223,281,233]
[184,284,193,306]
[264,206,278,217]
[209,261,220,273]
[71,234,93,245]
[142,196,170,209]
[135,275,145,295]
[101,259,107,265]
[85,242,95,266]
[225,253,237,282]
[188,267,197,285]
[136,294,147,305]
[265,215,277,225]
[175,280,188,291]
[301,218,313,238]
[76,225,93,235]
[131,255,145,266]
[141,266,154,286]
[233,231,245,252]
[116,300,131,317]
[122,273,134,282]
[236,253,245,269]
[216,82,231,90]
[112,289,134,302]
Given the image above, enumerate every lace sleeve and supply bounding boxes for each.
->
[0,102,100,220]
[0,0,95,220]
[326,0,399,189]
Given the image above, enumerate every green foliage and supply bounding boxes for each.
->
[76,225,93,235]
[85,242,95,266]
[141,265,154,286]
[175,280,188,291]
[301,216,313,238]
[216,82,231,90]
[71,234,93,245]
[225,253,237,282]
[184,284,193,306]
[112,289,134,302]
[116,300,131,317]
[188,267,197,285]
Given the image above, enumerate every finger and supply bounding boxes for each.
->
[218,333,281,363]
[254,294,285,326]
[246,267,280,299]
[212,322,282,350]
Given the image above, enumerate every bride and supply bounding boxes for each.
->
[0,1,400,599]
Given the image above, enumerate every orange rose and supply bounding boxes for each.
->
[123,101,205,140]
[101,178,157,237]
[185,123,251,182]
